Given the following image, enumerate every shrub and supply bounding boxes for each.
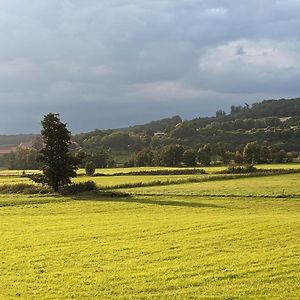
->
[93,168,206,176]
[0,183,52,194]
[85,161,96,176]
[59,181,97,195]
[182,149,197,167]
[27,174,47,185]
[219,164,258,174]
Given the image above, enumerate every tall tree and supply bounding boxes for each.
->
[135,148,154,167]
[243,142,260,164]
[157,144,184,166]
[182,149,197,167]
[32,113,78,191]
[198,144,212,166]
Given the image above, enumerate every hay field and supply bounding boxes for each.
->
[0,167,299,299]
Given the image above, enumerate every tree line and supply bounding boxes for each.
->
[1,112,298,194]
[2,97,300,170]
[129,141,295,167]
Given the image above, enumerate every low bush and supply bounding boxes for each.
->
[59,181,97,195]
[99,178,209,190]
[93,168,206,177]
[0,183,52,194]
[100,168,300,190]
[218,164,258,174]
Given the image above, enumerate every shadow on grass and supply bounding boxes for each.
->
[0,195,69,208]
[0,192,223,209]
[71,194,224,209]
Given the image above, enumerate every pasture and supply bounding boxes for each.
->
[121,173,300,197]
[0,165,299,299]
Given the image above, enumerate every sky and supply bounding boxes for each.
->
[1,0,300,133]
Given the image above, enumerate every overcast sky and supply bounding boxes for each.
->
[1,0,300,133]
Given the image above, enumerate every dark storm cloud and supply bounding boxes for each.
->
[0,0,300,133]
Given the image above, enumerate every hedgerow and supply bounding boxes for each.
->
[93,168,206,177]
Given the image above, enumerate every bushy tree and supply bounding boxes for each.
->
[275,149,287,163]
[75,150,88,168]
[157,144,184,166]
[243,142,260,164]
[85,161,96,176]
[259,144,270,163]
[101,132,142,151]
[234,150,244,164]
[31,113,78,192]
[198,144,212,166]
[90,148,112,168]
[5,147,39,170]
[135,149,154,167]
[182,149,197,166]
[216,143,231,164]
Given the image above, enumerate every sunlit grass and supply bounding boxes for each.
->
[73,174,210,188]
[0,166,300,298]
[0,176,31,185]
[120,173,300,197]
[0,194,299,299]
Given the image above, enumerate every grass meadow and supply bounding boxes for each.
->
[0,164,299,299]
[121,173,300,197]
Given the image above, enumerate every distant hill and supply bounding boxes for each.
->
[69,97,300,165]
[126,115,182,133]
[0,134,38,147]
[2,97,300,166]
[229,97,300,119]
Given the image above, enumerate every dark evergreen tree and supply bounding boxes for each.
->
[32,113,78,191]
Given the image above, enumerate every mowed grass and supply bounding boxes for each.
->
[256,162,300,170]
[73,174,211,188]
[0,170,40,176]
[0,173,210,188]
[0,194,299,299]
[81,163,300,175]
[0,176,30,185]
[76,166,227,175]
[0,167,300,299]
[120,173,300,197]
[1,162,300,177]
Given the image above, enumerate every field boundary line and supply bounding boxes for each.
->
[105,169,300,190]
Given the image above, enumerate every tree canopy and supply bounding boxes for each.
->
[32,113,78,191]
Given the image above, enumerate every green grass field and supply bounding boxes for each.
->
[0,166,299,299]
[73,174,210,188]
[120,173,300,197]
[1,162,300,176]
